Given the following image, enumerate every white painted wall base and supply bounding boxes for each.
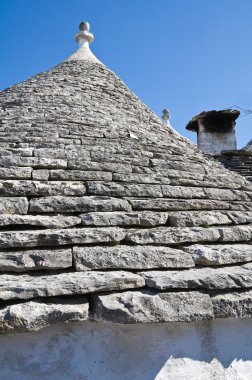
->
[0,318,252,380]
[197,123,237,155]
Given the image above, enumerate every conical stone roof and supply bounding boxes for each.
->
[0,24,252,333]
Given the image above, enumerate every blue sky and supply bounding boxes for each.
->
[1,0,252,147]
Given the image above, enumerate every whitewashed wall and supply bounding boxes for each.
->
[0,318,252,380]
[197,123,237,154]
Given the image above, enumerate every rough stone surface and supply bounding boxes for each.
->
[0,197,28,215]
[32,170,49,180]
[0,214,81,228]
[0,157,67,169]
[73,245,194,270]
[87,181,163,197]
[212,290,252,318]
[128,198,230,211]
[126,226,221,245]
[168,211,231,227]
[0,57,252,332]
[219,224,252,242]
[0,167,32,179]
[140,265,252,290]
[91,290,213,323]
[68,160,132,173]
[0,271,145,300]
[0,180,86,196]
[0,298,89,333]
[29,196,131,213]
[80,211,168,227]
[226,211,252,224]
[50,170,112,181]
[183,244,252,265]
[0,247,72,272]
[161,185,249,201]
[0,227,126,249]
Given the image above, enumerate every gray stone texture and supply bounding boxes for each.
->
[0,227,126,249]
[0,271,145,300]
[0,180,86,196]
[168,211,231,227]
[73,245,194,271]
[0,59,252,332]
[140,265,252,290]
[183,244,252,265]
[0,247,72,272]
[0,198,28,215]
[0,298,89,333]
[127,198,231,211]
[0,214,81,228]
[91,290,213,323]
[80,211,168,227]
[126,226,221,245]
[211,290,252,318]
[29,196,131,213]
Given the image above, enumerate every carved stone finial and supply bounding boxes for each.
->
[76,21,94,45]
[162,109,170,126]
[66,21,102,64]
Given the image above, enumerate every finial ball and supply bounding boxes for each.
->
[79,21,90,32]
[162,109,170,117]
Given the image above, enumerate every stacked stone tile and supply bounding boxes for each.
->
[0,59,252,334]
[216,143,252,182]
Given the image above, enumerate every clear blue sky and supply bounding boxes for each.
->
[1,0,252,147]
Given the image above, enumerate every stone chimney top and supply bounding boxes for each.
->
[186,109,240,155]
[67,21,102,64]
[186,109,240,132]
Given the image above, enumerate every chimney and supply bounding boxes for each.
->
[186,109,240,155]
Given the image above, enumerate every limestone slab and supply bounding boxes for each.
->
[0,180,86,196]
[0,197,28,215]
[219,225,252,242]
[0,214,81,229]
[0,298,89,333]
[0,271,145,300]
[128,198,230,211]
[68,160,132,173]
[183,244,252,266]
[150,159,205,173]
[0,167,32,179]
[80,211,168,227]
[32,170,49,180]
[168,211,231,227]
[50,170,112,181]
[0,227,126,249]
[87,181,163,197]
[112,173,171,185]
[73,245,194,271]
[91,152,149,166]
[29,196,131,213]
[226,211,252,224]
[161,185,246,201]
[0,156,67,169]
[34,148,90,160]
[0,247,72,272]
[140,265,252,290]
[211,290,252,318]
[126,226,221,245]
[91,290,213,323]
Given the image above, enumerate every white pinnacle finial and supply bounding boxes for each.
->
[76,21,94,45]
[66,21,102,64]
[162,109,171,127]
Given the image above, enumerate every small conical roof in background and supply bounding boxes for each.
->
[242,138,252,151]
[0,22,252,333]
